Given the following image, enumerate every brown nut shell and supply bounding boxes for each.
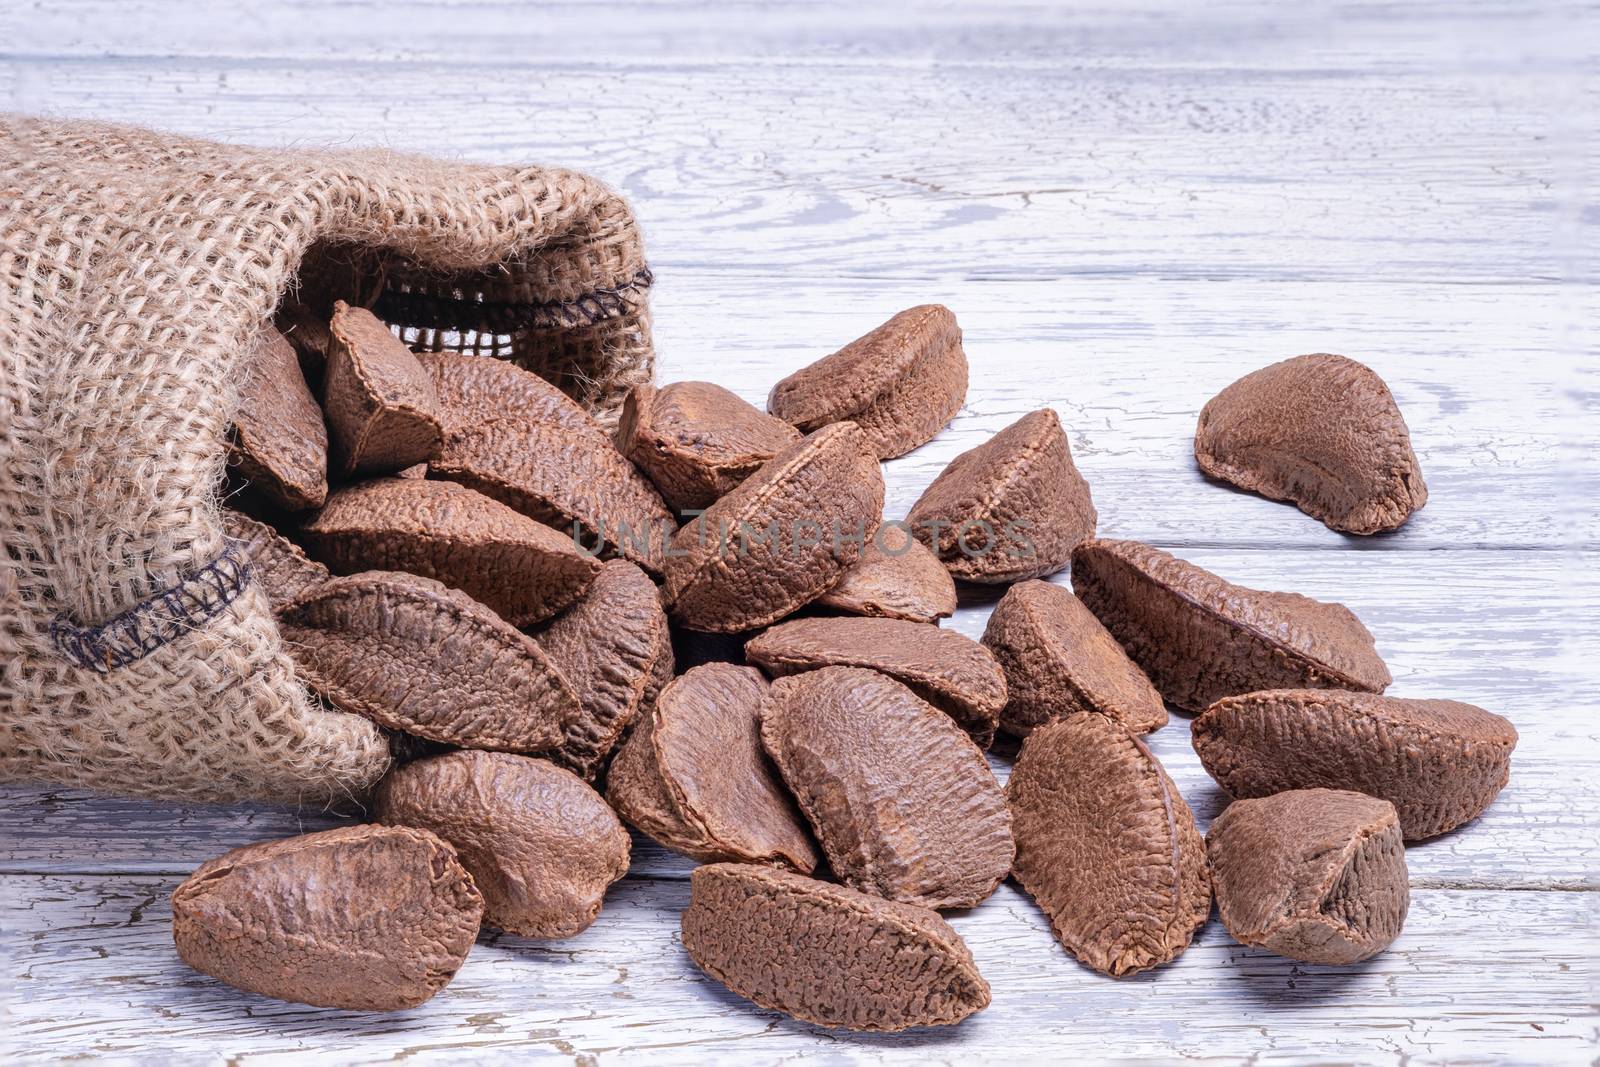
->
[323,302,443,478]
[745,616,1007,747]
[1071,538,1392,713]
[171,825,482,1012]
[617,381,801,512]
[760,666,1013,909]
[222,508,329,612]
[663,423,884,632]
[299,478,600,627]
[815,520,957,623]
[907,408,1095,582]
[1006,712,1211,977]
[278,570,579,752]
[981,579,1167,737]
[431,416,675,577]
[230,325,328,511]
[606,664,817,871]
[681,863,990,1032]
[767,304,968,459]
[274,299,332,384]
[418,350,597,438]
[375,751,630,939]
[1196,354,1428,535]
[533,559,674,779]
[1207,788,1409,964]
[1192,689,1517,840]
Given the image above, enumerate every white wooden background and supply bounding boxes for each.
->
[2,2,1596,1063]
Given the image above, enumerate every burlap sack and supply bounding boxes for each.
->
[0,116,654,808]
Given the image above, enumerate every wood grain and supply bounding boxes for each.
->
[3,874,1593,1064]
[2,1,1592,1063]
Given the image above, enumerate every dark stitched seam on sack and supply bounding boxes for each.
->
[374,265,654,335]
[49,548,254,673]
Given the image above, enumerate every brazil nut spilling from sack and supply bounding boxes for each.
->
[0,129,1507,1024]
[150,293,1509,1021]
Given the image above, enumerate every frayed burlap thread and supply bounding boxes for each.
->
[0,116,655,807]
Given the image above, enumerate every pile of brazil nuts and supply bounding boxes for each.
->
[171,299,1517,1027]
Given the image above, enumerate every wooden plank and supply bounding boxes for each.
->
[648,273,1595,549]
[2,48,1586,287]
[2,874,1593,1064]
[4,548,1594,888]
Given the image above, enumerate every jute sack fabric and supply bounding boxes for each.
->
[0,116,654,807]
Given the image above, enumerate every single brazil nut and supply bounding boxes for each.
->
[171,824,483,1011]
[374,750,631,939]
[680,863,991,1031]
[1192,689,1517,840]
[299,478,601,627]
[1006,712,1211,977]
[1195,354,1428,535]
[814,520,957,623]
[760,666,1013,909]
[767,304,968,459]
[531,559,675,779]
[606,663,817,871]
[323,302,444,478]
[1071,538,1392,713]
[663,422,884,633]
[907,408,1096,583]
[431,416,675,577]
[419,350,599,438]
[616,380,801,513]
[745,615,1007,747]
[229,324,328,511]
[981,579,1166,737]
[278,570,580,752]
[1207,788,1409,964]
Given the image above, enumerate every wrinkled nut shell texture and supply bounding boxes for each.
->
[323,302,443,478]
[532,559,674,778]
[815,521,957,623]
[607,664,817,871]
[664,423,884,633]
[300,478,600,627]
[745,616,1007,747]
[681,863,990,1032]
[1007,713,1211,977]
[279,571,579,752]
[419,350,596,437]
[981,579,1166,737]
[1193,689,1517,840]
[432,416,674,577]
[375,751,630,939]
[171,825,482,1011]
[617,381,801,512]
[1071,538,1392,713]
[908,408,1095,583]
[760,666,1013,909]
[222,508,330,612]
[1207,788,1408,964]
[1196,354,1428,535]
[231,325,328,511]
[768,304,969,460]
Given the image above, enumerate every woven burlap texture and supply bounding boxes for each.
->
[0,115,655,807]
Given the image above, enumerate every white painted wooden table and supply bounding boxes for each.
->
[3,2,1595,1063]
